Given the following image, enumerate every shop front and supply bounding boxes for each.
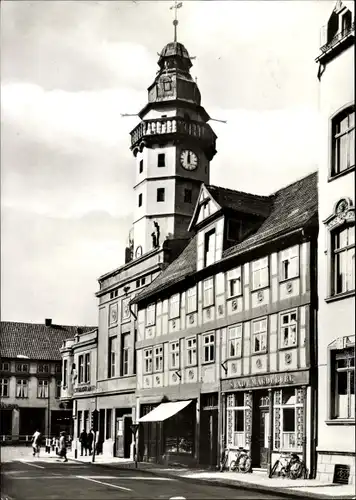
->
[221,370,313,475]
[138,399,197,467]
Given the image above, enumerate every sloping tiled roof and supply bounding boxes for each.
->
[0,322,96,361]
[207,184,272,217]
[133,171,318,303]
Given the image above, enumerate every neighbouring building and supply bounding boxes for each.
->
[315,0,355,485]
[0,319,95,442]
[61,37,217,459]
[132,172,319,474]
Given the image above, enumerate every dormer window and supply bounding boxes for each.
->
[202,200,211,219]
[204,229,216,267]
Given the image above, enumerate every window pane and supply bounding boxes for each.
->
[339,134,348,172]
[282,388,296,405]
[349,128,355,167]
[234,410,244,432]
[337,370,348,418]
[283,408,295,432]
[235,393,244,406]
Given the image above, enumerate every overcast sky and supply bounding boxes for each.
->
[1,0,336,326]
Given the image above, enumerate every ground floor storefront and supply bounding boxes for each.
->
[73,392,136,459]
[137,391,219,468]
[221,369,315,476]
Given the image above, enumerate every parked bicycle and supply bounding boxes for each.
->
[229,447,252,473]
[269,452,308,479]
[219,448,229,472]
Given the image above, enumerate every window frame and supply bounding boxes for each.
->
[0,378,9,397]
[139,159,143,173]
[153,345,163,373]
[15,363,29,373]
[202,332,215,364]
[184,188,192,204]
[1,362,10,371]
[37,379,49,399]
[204,229,216,267]
[169,293,180,320]
[331,224,355,296]
[169,340,180,370]
[328,340,355,422]
[63,359,68,388]
[84,353,90,383]
[252,257,269,290]
[143,347,153,374]
[108,336,117,378]
[330,105,355,179]
[228,323,243,359]
[279,310,298,349]
[55,379,61,399]
[38,363,50,374]
[16,378,28,398]
[157,153,165,167]
[279,246,300,282]
[138,193,143,207]
[78,355,84,383]
[186,286,197,314]
[157,187,165,202]
[203,277,214,308]
[251,317,268,354]
[146,303,156,327]
[121,333,130,377]
[186,336,197,366]
[227,267,242,298]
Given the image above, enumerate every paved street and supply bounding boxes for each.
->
[1,450,283,500]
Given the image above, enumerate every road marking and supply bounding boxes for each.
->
[169,497,186,500]
[76,476,132,492]
[84,476,174,481]
[10,476,68,480]
[17,460,44,469]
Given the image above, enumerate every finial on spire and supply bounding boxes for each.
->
[170,1,183,42]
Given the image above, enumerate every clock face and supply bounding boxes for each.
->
[180,150,198,171]
[135,246,143,258]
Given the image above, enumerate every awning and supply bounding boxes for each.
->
[138,400,192,423]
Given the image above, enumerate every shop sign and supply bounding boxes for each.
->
[74,384,96,393]
[221,370,309,392]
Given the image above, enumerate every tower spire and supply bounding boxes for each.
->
[170,1,183,42]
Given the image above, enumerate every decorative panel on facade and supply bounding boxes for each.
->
[274,390,281,449]
[245,392,253,446]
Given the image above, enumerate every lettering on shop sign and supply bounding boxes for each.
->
[221,370,309,392]
[74,385,95,393]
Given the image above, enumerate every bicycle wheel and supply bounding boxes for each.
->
[290,462,303,479]
[240,457,252,473]
[269,460,280,478]
[230,460,238,472]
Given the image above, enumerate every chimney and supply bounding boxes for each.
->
[45,318,52,327]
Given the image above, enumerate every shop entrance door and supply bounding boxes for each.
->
[252,391,270,469]
[115,415,132,458]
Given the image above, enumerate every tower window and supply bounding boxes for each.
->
[138,193,143,207]
[139,159,143,173]
[157,188,165,202]
[158,153,166,167]
[184,188,192,203]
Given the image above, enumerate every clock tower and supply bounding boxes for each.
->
[129,40,217,259]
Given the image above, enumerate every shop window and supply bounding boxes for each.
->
[227,267,242,298]
[280,311,298,348]
[170,341,180,369]
[204,229,216,267]
[279,388,301,451]
[252,318,267,354]
[331,106,355,177]
[16,379,28,398]
[228,324,242,358]
[186,337,197,366]
[203,277,214,307]
[146,303,156,326]
[186,286,197,314]
[0,378,9,397]
[226,392,246,447]
[280,246,299,281]
[143,348,152,374]
[153,345,163,372]
[330,346,355,420]
[164,403,195,455]
[108,336,117,378]
[169,293,180,319]
[203,332,215,363]
[252,257,269,290]
[77,411,82,437]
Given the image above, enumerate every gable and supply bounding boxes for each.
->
[188,184,222,232]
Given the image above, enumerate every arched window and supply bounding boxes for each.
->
[331,105,355,177]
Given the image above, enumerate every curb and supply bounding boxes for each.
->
[67,457,354,500]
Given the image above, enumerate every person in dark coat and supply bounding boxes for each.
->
[87,429,94,456]
[79,429,88,456]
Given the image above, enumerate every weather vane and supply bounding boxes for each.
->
[170,1,183,43]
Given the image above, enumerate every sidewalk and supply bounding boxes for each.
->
[65,450,356,499]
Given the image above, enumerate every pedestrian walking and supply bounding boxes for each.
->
[31,429,41,458]
[79,429,88,456]
[45,437,51,454]
[55,436,60,455]
[87,428,94,456]
[51,436,56,451]
[59,431,68,462]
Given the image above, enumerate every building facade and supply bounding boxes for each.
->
[0,319,94,441]
[62,39,217,459]
[132,173,319,474]
[315,1,355,485]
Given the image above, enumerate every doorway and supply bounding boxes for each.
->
[199,393,219,468]
[252,390,270,469]
[115,414,132,458]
